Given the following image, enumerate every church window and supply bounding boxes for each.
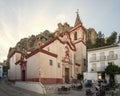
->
[58,63,60,68]
[49,60,53,66]
[74,32,77,40]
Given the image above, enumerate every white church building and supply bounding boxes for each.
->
[8,13,87,84]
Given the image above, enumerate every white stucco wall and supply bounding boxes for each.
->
[75,43,86,73]
[26,52,41,79]
[115,75,120,84]
[88,44,120,72]
[39,52,59,78]
[83,72,98,83]
[44,40,77,78]
[9,54,16,80]
[43,40,58,54]
[8,52,22,80]
[15,64,21,80]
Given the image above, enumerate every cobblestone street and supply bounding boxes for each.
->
[1,78,120,96]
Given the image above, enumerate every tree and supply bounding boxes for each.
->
[94,31,105,47]
[105,62,120,83]
[106,31,117,45]
[77,73,83,80]
[3,66,9,73]
[86,30,118,49]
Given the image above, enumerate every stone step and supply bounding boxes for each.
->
[45,86,57,93]
[44,84,72,94]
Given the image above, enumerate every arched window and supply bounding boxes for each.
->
[74,32,77,40]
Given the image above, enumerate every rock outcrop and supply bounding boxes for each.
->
[7,22,97,58]
[54,22,72,36]
[7,30,54,58]
[87,28,97,44]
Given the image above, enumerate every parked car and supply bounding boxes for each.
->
[85,80,92,87]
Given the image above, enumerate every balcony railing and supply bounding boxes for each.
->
[90,56,106,62]
[107,54,118,60]
[100,56,106,61]
[90,54,118,62]
[91,67,105,72]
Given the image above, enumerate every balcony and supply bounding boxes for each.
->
[107,54,118,60]
[90,54,118,62]
[91,67,105,72]
[100,56,106,61]
[90,56,106,62]
[90,57,98,62]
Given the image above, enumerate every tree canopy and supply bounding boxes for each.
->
[94,31,105,48]
[106,31,117,45]
[105,62,120,75]
[87,31,118,49]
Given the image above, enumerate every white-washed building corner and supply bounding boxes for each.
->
[87,43,120,83]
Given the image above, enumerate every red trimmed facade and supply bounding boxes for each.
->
[8,13,87,84]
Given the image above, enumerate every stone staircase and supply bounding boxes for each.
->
[44,84,72,94]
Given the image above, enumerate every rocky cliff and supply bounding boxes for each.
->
[7,23,97,58]
[7,22,72,58]
[87,28,97,45]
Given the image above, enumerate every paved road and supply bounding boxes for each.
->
[1,78,118,96]
[0,78,42,96]
[0,78,95,96]
[46,87,97,96]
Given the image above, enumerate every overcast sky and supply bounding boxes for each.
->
[0,0,120,62]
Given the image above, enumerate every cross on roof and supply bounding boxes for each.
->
[76,9,79,15]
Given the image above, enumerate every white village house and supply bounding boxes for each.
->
[87,43,120,83]
[8,13,87,84]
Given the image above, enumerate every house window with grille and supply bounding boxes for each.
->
[100,52,105,60]
[49,60,53,66]
[109,51,114,59]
